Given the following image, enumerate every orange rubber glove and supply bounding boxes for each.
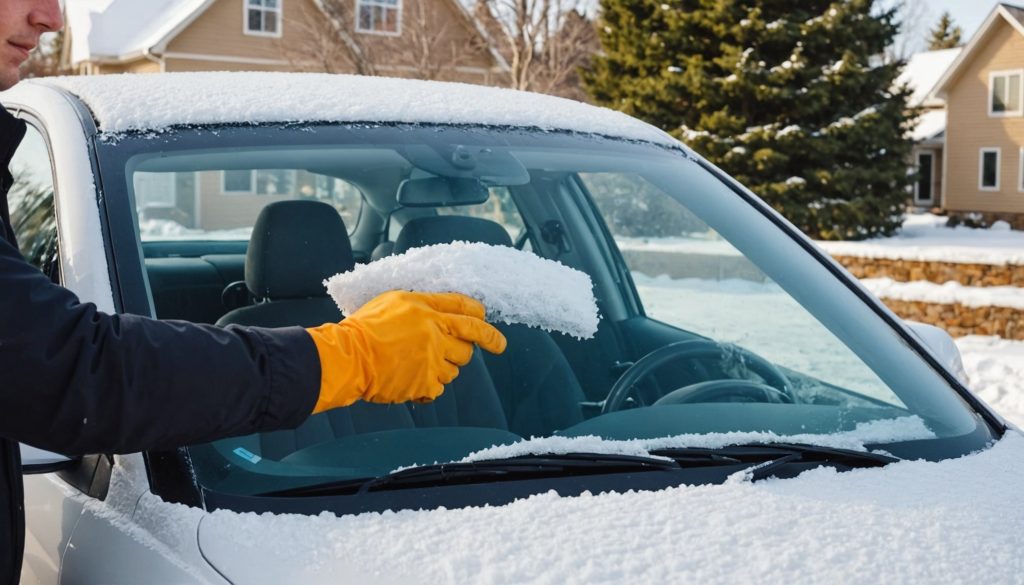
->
[306,291,507,413]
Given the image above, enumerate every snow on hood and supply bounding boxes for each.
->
[194,431,1024,584]
[326,242,600,339]
[36,73,679,146]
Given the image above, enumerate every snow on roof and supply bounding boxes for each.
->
[37,73,678,145]
[898,47,961,108]
[65,0,210,65]
[911,109,946,142]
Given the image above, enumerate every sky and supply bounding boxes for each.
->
[898,0,1000,54]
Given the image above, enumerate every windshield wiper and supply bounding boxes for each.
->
[649,443,899,481]
[259,452,681,498]
[258,444,899,498]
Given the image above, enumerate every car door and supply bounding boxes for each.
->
[6,114,87,585]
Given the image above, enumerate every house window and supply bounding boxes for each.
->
[979,148,1000,191]
[223,170,255,194]
[989,71,1022,116]
[356,0,401,35]
[222,170,297,195]
[245,0,282,37]
[914,151,934,204]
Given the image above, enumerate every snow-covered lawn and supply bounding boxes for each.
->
[816,212,1024,265]
[957,336,1024,428]
[633,273,1024,428]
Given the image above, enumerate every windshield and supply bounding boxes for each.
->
[98,123,995,502]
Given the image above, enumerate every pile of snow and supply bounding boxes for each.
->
[461,416,935,464]
[37,73,677,146]
[861,277,1024,310]
[189,432,1024,584]
[957,336,1024,428]
[817,212,1024,265]
[325,242,600,339]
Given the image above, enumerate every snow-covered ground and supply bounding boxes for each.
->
[956,336,1024,428]
[860,277,1024,309]
[633,273,1024,427]
[816,213,1024,265]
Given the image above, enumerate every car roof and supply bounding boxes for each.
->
[22,72,679,147]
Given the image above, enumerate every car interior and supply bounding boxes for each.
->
[134,160,644,482]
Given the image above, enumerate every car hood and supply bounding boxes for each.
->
[195,431,1024,585]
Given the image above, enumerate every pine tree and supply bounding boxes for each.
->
[582,0,917,240]
[928,12,963,50]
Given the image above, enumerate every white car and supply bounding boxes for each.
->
[4,73,1020,585]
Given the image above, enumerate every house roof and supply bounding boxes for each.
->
[65,0,509,71]
[898,47,962,108]
[65,0,213,65]
[931,3,1024,99]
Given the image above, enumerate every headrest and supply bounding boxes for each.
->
[393,216,513,254]
[370,241,395,261]
[246,200,354,300]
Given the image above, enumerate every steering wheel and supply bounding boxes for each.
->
[601,340,794,414]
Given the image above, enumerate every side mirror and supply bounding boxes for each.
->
[20,444,77,475]
[905,321,969,386]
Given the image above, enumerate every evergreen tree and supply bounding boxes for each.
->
[583,0,917,240]
[928,12,963,50]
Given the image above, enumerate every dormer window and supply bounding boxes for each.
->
[245,0,282,37]
[989,70,1022,116]
[356,0,401,35]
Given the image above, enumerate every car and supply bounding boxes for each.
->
[3,72,1015,585]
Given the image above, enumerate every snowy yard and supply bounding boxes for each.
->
[624,211,1024,427]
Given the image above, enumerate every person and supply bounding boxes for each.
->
[0,1,507,582]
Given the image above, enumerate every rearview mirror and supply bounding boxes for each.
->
[397,177,489,208]
[905,321,969,386]
[20,444,77,475]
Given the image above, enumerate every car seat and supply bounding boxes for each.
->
[392,215,586,437]
[216,201,508,460]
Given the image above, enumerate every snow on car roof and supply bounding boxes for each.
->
[36,73,680,146]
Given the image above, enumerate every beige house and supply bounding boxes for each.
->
[930,3,1024,228]
[63,0,511,234]
[62,0,509,84]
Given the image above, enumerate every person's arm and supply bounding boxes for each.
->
[0,236,320,455]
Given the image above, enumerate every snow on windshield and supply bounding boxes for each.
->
[40,73,678,147]
[98,431,1024,584]
[325,242,600,339]
[458,416,935,465]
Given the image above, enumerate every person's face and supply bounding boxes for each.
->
[0,0,62,90]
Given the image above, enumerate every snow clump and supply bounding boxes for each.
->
[325,242,600,339]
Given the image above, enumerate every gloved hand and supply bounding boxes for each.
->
[306,291,507,413]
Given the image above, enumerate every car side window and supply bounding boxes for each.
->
[8,122,59,282]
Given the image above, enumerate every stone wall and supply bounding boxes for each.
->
[833,256,1024,286]
[878,299,1024,340]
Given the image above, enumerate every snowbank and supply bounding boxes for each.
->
[861,277,1024,310]
[325,242,600,339]
[817,212,1024,266]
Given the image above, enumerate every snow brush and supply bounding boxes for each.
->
[324,242,599,339]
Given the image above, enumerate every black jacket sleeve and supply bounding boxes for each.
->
[0,236,321,455]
